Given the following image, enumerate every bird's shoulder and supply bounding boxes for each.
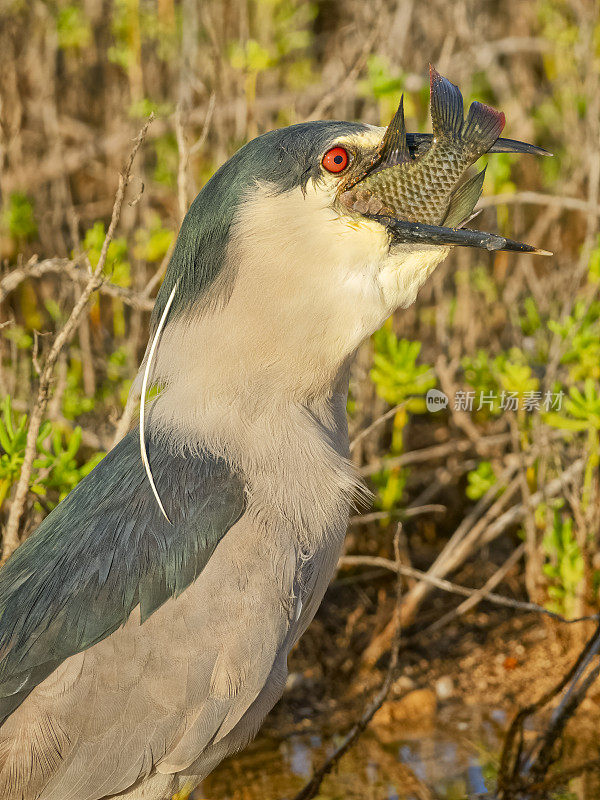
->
[0,428,246,726]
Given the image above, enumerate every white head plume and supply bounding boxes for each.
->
[139,279,179,523]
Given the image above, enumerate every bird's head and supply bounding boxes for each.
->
[145,72,549,416]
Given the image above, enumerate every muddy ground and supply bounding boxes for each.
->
[197,575,600,800]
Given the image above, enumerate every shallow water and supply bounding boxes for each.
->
[194,704,512,800]
[192,700,597,800]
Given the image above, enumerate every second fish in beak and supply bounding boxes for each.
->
[341,66,551,256]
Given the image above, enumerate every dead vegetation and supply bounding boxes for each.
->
[1,1,600,798]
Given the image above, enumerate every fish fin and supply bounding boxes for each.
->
[461,208,483,227]
[443,168,486,227]
[377,94,411,168]
[429,64,505,153]
[461,101,505,153]
[429,64,464,140]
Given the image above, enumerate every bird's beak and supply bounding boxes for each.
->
[374,214,553,256]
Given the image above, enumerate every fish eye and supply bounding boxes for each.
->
[322,146,349,173]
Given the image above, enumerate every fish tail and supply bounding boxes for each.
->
[462,101,505,153]
[429,65,505,153]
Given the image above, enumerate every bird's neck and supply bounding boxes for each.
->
[147,341,363,554]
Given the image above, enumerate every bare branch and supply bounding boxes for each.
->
[0,255,83,303]
[0,257,155,311]
[307,2,387,121]
[339,546,599,626]
[349,504,446,526]
[1,115,154,563]
[498,622,600,795]
[349,402,406,453]
[399,457,584,626]
[359,431,512,477]
[477,190,600,216]
[189,92,216,156]
[361,458,585,667]
[175,104,189,222]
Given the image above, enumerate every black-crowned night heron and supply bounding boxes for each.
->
[0,68,548,800]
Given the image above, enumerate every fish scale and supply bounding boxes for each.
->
[343,66,506,227]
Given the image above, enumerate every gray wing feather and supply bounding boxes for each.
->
[36,530,299,800]
[0,429,246,799]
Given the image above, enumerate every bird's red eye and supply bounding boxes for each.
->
[322,146,349,173]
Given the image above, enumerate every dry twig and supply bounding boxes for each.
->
[349,402,406,454]
[477,190,600,216]
[361,458,584,666]
[359,431,512,477]
[0,257,155,311]
[1,115,154,562]
[339,546,599,627]
[401,458,584,625]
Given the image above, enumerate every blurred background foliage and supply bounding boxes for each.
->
[0,0,599,645]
